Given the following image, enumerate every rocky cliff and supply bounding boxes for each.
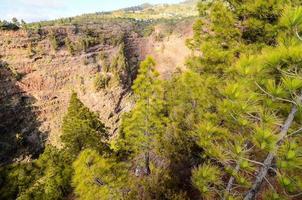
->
[0,18,193,161]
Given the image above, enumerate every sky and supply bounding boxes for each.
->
[0,0,184,22]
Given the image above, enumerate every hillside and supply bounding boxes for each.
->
[0,3,195,160]
[28,0,198,27]
[2,1,302,200]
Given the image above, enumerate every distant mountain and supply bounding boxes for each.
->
[90,0,198,21]
[28,0,198,28]
[121,3,153,12]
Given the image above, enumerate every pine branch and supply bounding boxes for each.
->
[244,93,302,200]
[286,127,302,138]
[255,81,296,105]
[223,162,240,200]
[295,27,302,41]
[224,143,248,200]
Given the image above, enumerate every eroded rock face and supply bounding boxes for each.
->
[0,23,138,148]
[0,19,193,149]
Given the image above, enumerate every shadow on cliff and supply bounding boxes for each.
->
[0,61,46,165]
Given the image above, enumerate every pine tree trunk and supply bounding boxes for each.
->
[144,151,151,175]
[244,94,302,200]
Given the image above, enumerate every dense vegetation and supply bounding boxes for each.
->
[2,0,302,199]
[0,19,20,31]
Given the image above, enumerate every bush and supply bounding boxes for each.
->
[0,20,19,31]
[142,25,155,37]
[65,37,75,55]
[49,32,59,51]
[80,37,89,52]
[98,52,110,72]
[27,43,36,58]
[79,34,99,52]
[94,73,110,91]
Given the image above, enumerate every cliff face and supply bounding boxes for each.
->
[0,19,193,155]
[0,60,43,163]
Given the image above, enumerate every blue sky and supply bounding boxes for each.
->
[0,0,184,22]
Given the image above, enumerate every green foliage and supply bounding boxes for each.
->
[280,6,302,30]
[0,163,38,200]
[79,37,90,52]
[124,166,189,200]
[0,146,72,200]
[4,1,302,199]
[94,73,110,91]
[142,25,155,37]
[106,33,125,46]
[0,20,20,31]
[27,42,36,58]
[17,147,72,200]
[49,32,59,51]
[192,163,222,199]
[109,43,131,85]
[78,30,100,52]
[262,190,285,200]
[187,0,302,199]
[61,92,109,156]
[253,127,278,151]
[64,37,75,55]
[120,57,164,156]
[72,149,128,200]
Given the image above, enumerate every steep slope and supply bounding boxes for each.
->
[0,17,193,149]
[0,60,43,163]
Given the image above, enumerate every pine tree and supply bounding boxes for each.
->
[72,149,128,200]
[0,146,72,200]
[16,146,72,200]
[188,1,302,199]
[120,56,165,176]
[61,92,109,156]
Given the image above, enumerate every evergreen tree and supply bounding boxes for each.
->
[187,1,302,199]
[49,31,59,51]
[0,146,72,200]
[72,149,128,200]
[120,56,165,176]
[61,92,109,156]
[17,146,72,200]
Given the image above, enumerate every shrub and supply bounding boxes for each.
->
[80,37,89,52]
[142,25,155,37]
[94,73,110,91]
[49,32,59,51]
[0,20,19,31]
[27,43,36,58]
[65,37,75,55]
